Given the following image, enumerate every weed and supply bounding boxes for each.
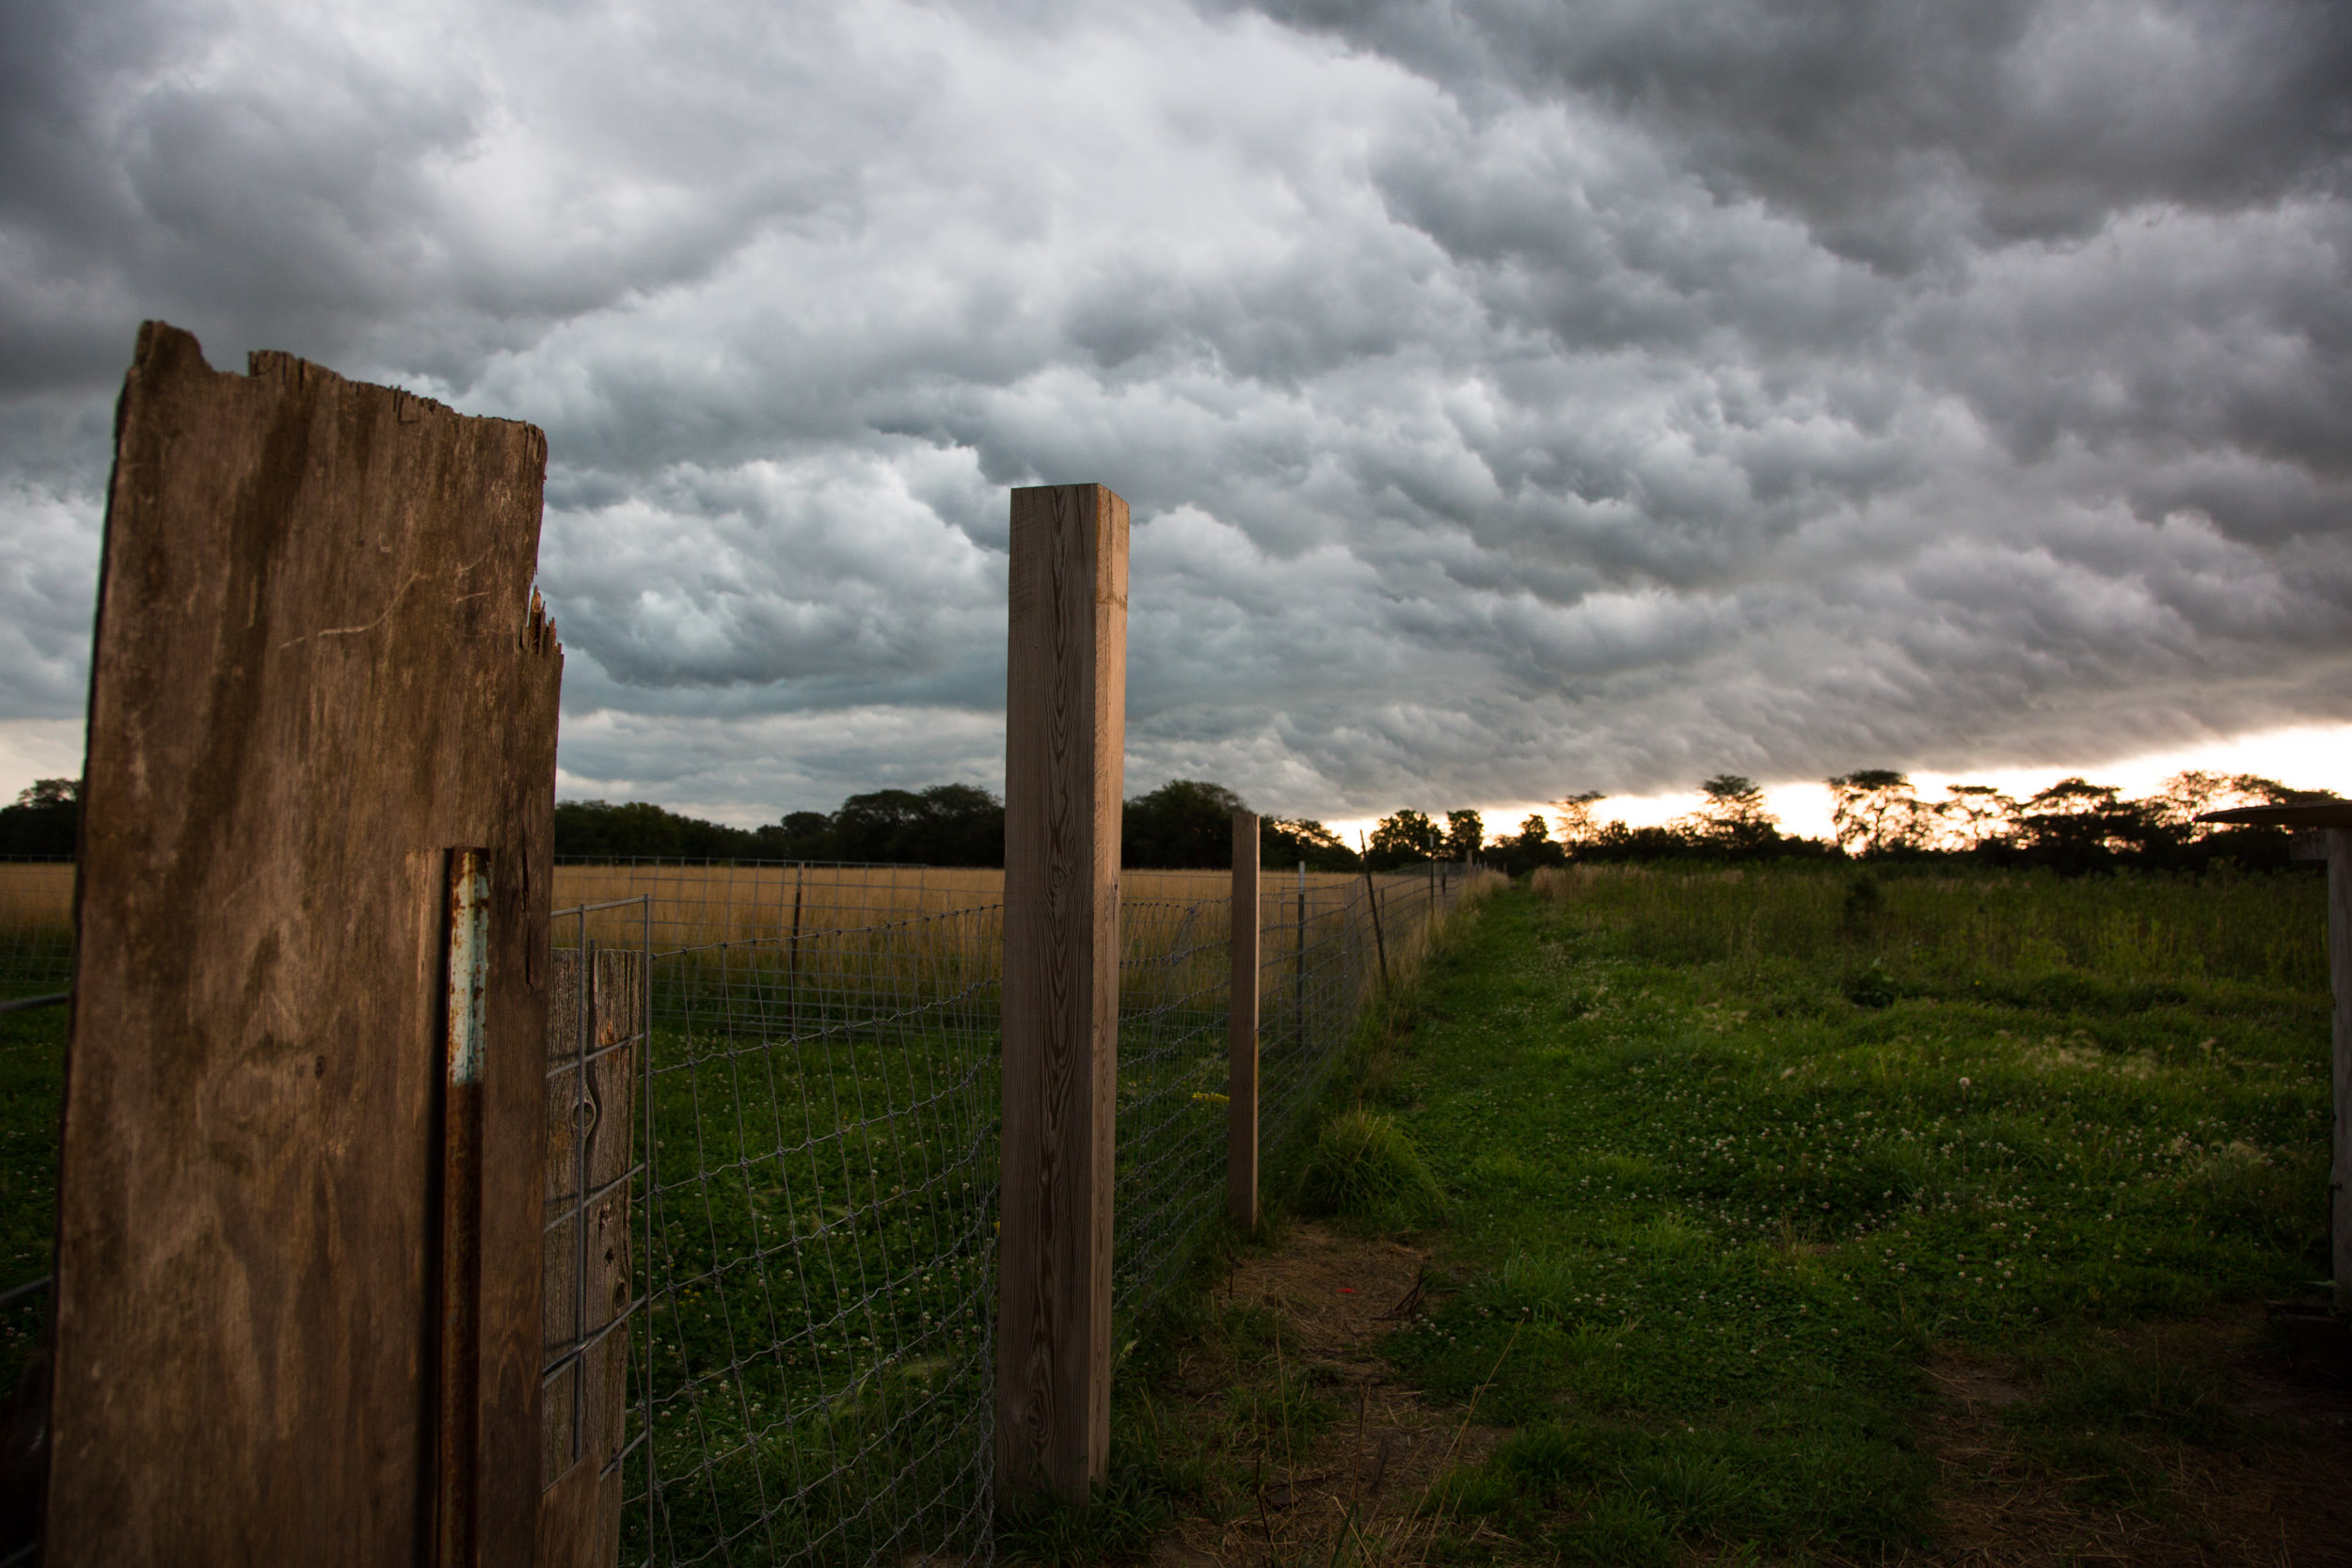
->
[997,1461,1179,1565]
[1299,1107,1450,1226]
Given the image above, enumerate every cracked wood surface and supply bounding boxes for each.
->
[49,322,561,1565]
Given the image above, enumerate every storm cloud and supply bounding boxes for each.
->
[2,0,2346,822]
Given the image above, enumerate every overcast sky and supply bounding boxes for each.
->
[4,0,2348,828]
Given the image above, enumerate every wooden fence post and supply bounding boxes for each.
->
[1229,812,1261,1231]
[2332,829,2351,1313]
[538,946,644,1565]
[2196,800,2352,1311]
[998,483,1128,1501]
[48,323,560,1565]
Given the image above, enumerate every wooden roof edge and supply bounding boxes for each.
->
[2196,801,2352,828]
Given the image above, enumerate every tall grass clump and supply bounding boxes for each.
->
[1297,1106,1448,1225]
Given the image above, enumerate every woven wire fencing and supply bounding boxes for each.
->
[556,857,1499,1567]
[0,858,72,1448]
[0,855,1491,1567]
[0,860,73,998]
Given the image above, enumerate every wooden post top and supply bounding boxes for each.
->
[2197,802,2352,829]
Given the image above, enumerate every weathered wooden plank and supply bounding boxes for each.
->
[49,322,561,1566]
[1229,812,1260,1231]
[537,948,640,1567]
[997,483,1128,1501]
[2200,802,2352,831]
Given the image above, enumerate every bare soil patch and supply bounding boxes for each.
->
[1899,1310,2352,1568]
[1152,1222,1509,1567]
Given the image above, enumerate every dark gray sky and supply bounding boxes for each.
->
[3,0,2347,824]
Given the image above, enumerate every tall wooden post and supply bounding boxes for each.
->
[1229,812,1261,1230]
[998,483,1128,1500]
[2198,800,2352,1312]
[2332,830,2352,1312]
[48,323,560,1565]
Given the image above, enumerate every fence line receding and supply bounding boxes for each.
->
[544,857,1491,1566]
[0,855,1493,1566]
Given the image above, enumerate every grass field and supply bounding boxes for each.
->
[0,865,71,1398]
[1227,864,2335,1564]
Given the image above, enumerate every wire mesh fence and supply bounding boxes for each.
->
[0,854,1495,1566]
[554,856,1496,1566]
[0,858,71,1460]
[0,861,72,999]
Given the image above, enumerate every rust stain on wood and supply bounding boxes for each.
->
[438,847,490,1567]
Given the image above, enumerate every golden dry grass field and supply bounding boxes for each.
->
[0,861,72,928]
[3,858,1482,1001]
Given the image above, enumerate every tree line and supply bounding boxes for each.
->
[552,779,1375,870]
[0,778,76,857]
[554,781,1534,873]
[1549,769,2337,874]
[12,766,2328,876]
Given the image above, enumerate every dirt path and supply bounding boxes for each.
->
[1151,1222,1512,1567]
[1152,1232,2352,1567]
[1901,1311,2352,1568]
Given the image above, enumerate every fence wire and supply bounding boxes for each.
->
[0,860,72,997]
[0,855,1491,1568]
[558,857,1492,1567]
[0,856,70,1496]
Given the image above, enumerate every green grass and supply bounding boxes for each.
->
[1375,864,2328,1560]
[1297,1105,1449,1226]
[627,872,1445,1566]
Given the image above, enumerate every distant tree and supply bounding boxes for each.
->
[2007,778,2166,870]
[1485,814,1566,877]
[1553,791,1607,851]
[559,784,1005,864]
[1263,816,1358,872]
[1442,809,1485,862]
[1679,774,1780,853]
[0,777,79,858]
[2148,771,2335,841]
[833,784,1004,865]
[1932,784,2019,852]
[764,810,838,861]
[554,799,765,860]
[1581,820,1695,861]
[1122,779,1248,868]
[1366,809,1442,871]
[1827,769,1934,855]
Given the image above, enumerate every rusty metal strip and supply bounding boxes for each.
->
[437,847,490,1568]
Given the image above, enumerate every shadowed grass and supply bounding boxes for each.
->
[1298,1106,1450,1227]
[1381,864,2326,1560]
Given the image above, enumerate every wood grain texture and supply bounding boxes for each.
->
[2331,831,2351,1311]
[997,483,1128,1501]
[49,322,561,1566]
[537,949,640,1568]
[1228,813,1260,1231]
